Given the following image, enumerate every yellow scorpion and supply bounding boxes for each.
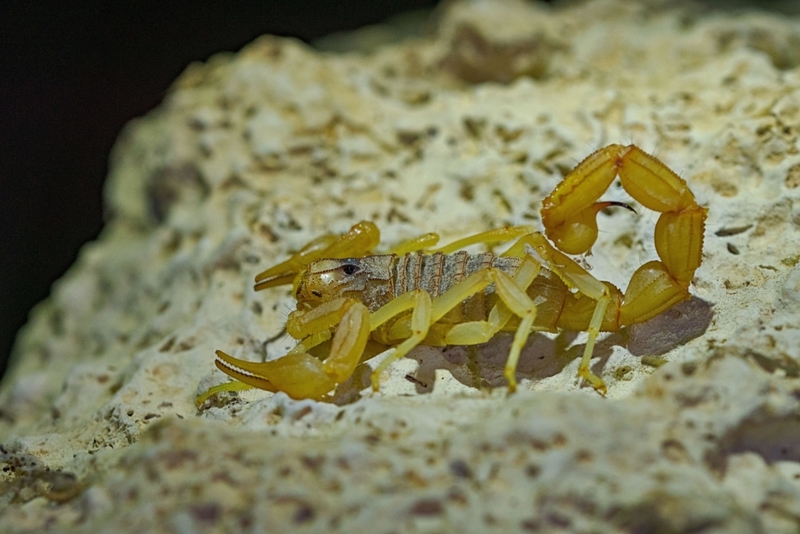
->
[197,144,707,405]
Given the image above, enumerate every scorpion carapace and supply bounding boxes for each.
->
[197,144,707,405]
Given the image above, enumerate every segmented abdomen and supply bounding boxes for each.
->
[391,251,522,322]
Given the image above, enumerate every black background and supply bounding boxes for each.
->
[0,1,443,382]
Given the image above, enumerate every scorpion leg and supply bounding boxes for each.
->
[441,256,541,390]
[504,233,613,394]
[371,259,540,393]
[195,380,257,408]
[254,221,381,290]
[385,232,440,256]
[431,225,535,254]
[368,290,433,391]
[386,225,534,257]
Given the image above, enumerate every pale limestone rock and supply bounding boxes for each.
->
[3,0,800,531]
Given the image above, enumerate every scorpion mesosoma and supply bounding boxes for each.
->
[197,144,707,405]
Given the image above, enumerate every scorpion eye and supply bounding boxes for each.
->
[342,264,359,276]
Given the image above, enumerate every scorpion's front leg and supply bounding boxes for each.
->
[368,290,433,391]
[197,298,370,404]
[436,256,542,392]
[384,224,535,256]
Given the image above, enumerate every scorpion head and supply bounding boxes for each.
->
[295,258,368,308]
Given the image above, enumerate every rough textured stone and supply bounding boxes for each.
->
[3,0,800,531]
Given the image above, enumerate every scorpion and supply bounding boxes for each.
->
[197,144,707,405]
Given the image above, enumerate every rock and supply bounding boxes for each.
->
[3,0,800,531]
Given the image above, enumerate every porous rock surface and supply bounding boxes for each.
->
[3,0,800,531]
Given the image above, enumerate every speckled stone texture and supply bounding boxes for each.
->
[3,0,800,532]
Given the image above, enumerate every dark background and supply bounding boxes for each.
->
[0,1,443,382]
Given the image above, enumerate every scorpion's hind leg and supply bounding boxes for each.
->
[198,302,371,404]
[441,256,542,392]
[371,257,541,394]
[504,233,618,394]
